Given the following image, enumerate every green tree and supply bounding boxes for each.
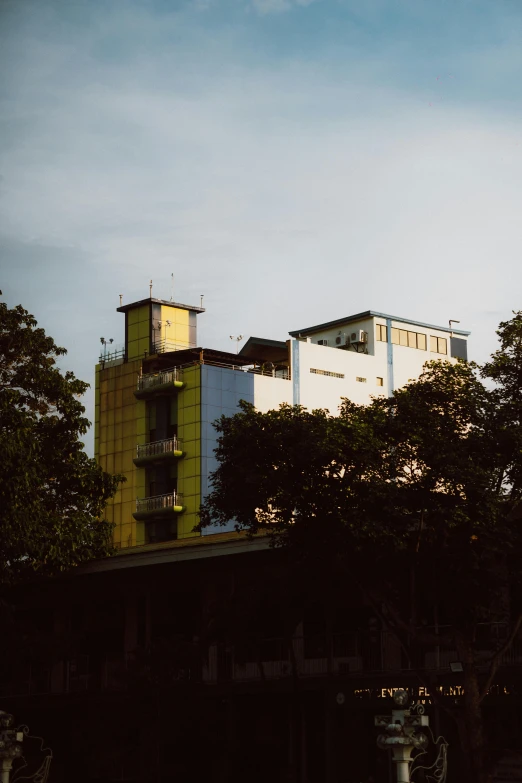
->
[0,295,122,585]
[200,313,522,783]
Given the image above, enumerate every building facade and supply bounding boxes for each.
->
[95,296,469,549]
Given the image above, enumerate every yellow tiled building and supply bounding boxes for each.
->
[95,296,207,548]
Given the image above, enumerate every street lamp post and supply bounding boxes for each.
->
[100,337,114,362]
[0,712,23,783]
[374,690,429,783]
[229,335,243,354]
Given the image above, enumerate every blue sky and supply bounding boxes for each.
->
[1,0,522,453]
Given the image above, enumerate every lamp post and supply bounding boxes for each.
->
[0,711,23,783]
[374,690,429,783]
[229,335,243,354]
[100,337,114,361]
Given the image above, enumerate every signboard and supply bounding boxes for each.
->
[352,684,512,704]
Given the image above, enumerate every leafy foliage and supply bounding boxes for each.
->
[201,358,521,619]
[0,295,122,585]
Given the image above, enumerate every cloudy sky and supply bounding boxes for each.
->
[1,0,521,453]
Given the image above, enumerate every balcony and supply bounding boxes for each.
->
[133,492,184,521]
[134,367,184,399]
[133,437,183,467]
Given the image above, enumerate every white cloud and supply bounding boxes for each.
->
[1,0,522,455]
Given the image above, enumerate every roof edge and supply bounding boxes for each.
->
[117,297,205,314]
[289,310,470,337]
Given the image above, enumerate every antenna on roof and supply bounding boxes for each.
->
[170,273,174,302]
[149,279,153,298]
[200,294,204,308]
[119,294,123,306]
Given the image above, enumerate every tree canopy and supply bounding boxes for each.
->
[0,295,122,586]
[200,312,522,782]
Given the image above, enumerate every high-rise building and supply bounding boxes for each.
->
[95,297,469,550]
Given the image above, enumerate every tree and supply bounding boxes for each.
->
[0,295,122,586]
[200,313,522,783]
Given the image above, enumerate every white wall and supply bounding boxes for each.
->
[253,373,293,411]
[294,340,386,413]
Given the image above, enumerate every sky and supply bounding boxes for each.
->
[1,0,522,454]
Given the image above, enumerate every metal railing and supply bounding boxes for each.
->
[5,627,522,696]
[247,365,290,380]
[136,438,182,460]
[99,343,126,364]
[205,629,522,683]
[153,339,195,354]
[135,492,183,513]
[137,367,182,391]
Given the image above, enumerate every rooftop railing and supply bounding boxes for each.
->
[153,338,195,354]
[136,438,182,460]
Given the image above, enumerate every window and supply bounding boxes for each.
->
[390,328,427,351]
[356,377,367,383]
[376,377,384,386]
[310,368,345,378]
[317,339,329,346]
[430,336,447,354]
[376,324,388,342]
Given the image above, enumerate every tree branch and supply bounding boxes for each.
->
[379,593,454,647]
[479,613,522,702]
[357,583,458,720]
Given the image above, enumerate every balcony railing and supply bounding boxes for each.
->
[137,367,183,392]
[8,627,522,697]
[136,438,182,460]
[135,492,183,514]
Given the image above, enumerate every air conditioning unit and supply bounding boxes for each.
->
[350,330,368,344]
[317,339,329,346]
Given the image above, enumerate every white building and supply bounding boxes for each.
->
[239,310,469,414]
